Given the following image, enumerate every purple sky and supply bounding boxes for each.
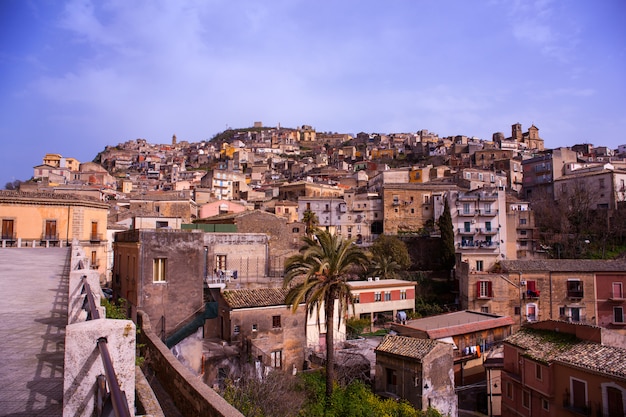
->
[1,0,625,186]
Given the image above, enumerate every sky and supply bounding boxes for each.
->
[1,0,625,186]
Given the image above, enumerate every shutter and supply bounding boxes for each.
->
[527,280,536,292]
[488,281,493,298]
[476,281,481,297]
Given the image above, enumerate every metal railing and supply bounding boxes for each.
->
[83,281,131,417]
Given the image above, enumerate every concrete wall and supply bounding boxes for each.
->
[138,311,244,417]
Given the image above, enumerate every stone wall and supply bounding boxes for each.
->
[138,311,244,417]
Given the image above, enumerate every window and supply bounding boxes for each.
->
[612,282,623,299]
[292,227,300,233]
[385,292,391,301]
[514,306,521,315]
[476,260,484,271]
[234,325,240,335]
[216,254,227,271]
[386,369,398,393]
[272,315,281,329]
[156,221,168,228]
[614,307,624,323]
[506,382,513,400]
[520,218,527,225]
[1,219,14,240]
[375,292,381,302]
[485,221,492,232]
[567,279,584,298]
[153,258,167,282]
[392,195,399,205]
[522,390,530,409]
[535,363,542,380]
[91,251,97,268]
[571,378,587,410]
[252,324,258,332]
[44,220,57,240]
[599,178,605,189]
[520,230,527,235]
[463,203,471,214]
[464,222,471,233]
[400,290,406,300]
[527,303,538,321]
[271,350,282,368]
[481,306,489,313]
[353,293,360,303]
[542,398,549,411]
[477,281,492,298]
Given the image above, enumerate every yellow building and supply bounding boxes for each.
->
[0,191,109,283]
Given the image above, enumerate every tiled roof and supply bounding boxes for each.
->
[500,259,626,272]
[375,334,441,360]
[222,287,293,309]
[506,328,626,379]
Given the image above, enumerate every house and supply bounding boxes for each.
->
[390,310,514,386]
[374,334,457,416]
[347,278,416,324]
[128,190,198,223]
[212,287,306,376]
[0,190,109,281]
[112,229,270,338]
[198,200,248,218]
[502,320,626,417]
[459,259,626,333]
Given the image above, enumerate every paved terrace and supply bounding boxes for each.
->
[0,247,69,417]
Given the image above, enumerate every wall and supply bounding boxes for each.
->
[138,311,244,417]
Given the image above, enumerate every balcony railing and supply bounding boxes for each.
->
[41,233,60,241]
[90,233,103,243]
[457,210,477,217]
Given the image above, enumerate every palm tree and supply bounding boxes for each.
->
[283,229,368,405]
[301,209,319,237]
[369,250,402,279]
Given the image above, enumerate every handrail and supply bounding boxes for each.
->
[82,280,131,417]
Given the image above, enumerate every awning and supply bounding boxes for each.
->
[437,336,458,349]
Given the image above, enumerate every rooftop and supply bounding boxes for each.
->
[375,334,442,360]
[403,310,514,339]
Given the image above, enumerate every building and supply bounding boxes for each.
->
[459,259,626,333]
[450,187,508,273]
[390,310,514,386]
[521,147,578,200]
[502,320,626,417]
[0,190,109,281]
[112,229,270,338]
[554,162,626,210]
[347,278,416,324]
[375,334,457,416]
[213,287,306,375]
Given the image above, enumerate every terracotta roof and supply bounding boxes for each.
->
[404,310,514,339]
[375,334,441,360]
[348,279,417,290]
[506,328,626,379]
[500,259,626,273]
[222,288,293,309]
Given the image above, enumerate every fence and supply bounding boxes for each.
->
[206,255,289,286]
[64,241,136,417]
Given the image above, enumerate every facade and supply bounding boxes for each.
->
[0,190,109,281]
[375,335,457,416]
[381,183,455,235]
[347,278,416,323]
[502,321,626,417]
[521,147,578,199]
[215,288,306,374]
[198,200,248,219]
[451,187,508,273]
[128,191,198,223]
[504,197,542,260]
[112,229,270,337]
[553,163,626,211]
[459,259,626,333]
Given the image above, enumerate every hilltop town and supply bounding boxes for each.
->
[2,122,626,417]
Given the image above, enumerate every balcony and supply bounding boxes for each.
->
[90,233,103,243]
[457,209,477,217]
[41,233,59,242]
[459,240,499,250]
[458,228,475,235]
[567,290,584,299]
[477,209,498,217]
[480,228,498,235]
[524,290,540,299]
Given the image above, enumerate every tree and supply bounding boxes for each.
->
[302,209,319,237]
[283,229,369,406]
[369,235,411,271]
[437,198,456,271]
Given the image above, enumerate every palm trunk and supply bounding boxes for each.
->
[325,297,335,407]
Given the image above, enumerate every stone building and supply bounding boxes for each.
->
[112,229,270,338]
[375,334,457,416]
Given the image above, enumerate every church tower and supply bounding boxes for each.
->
[172,134,177,146]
